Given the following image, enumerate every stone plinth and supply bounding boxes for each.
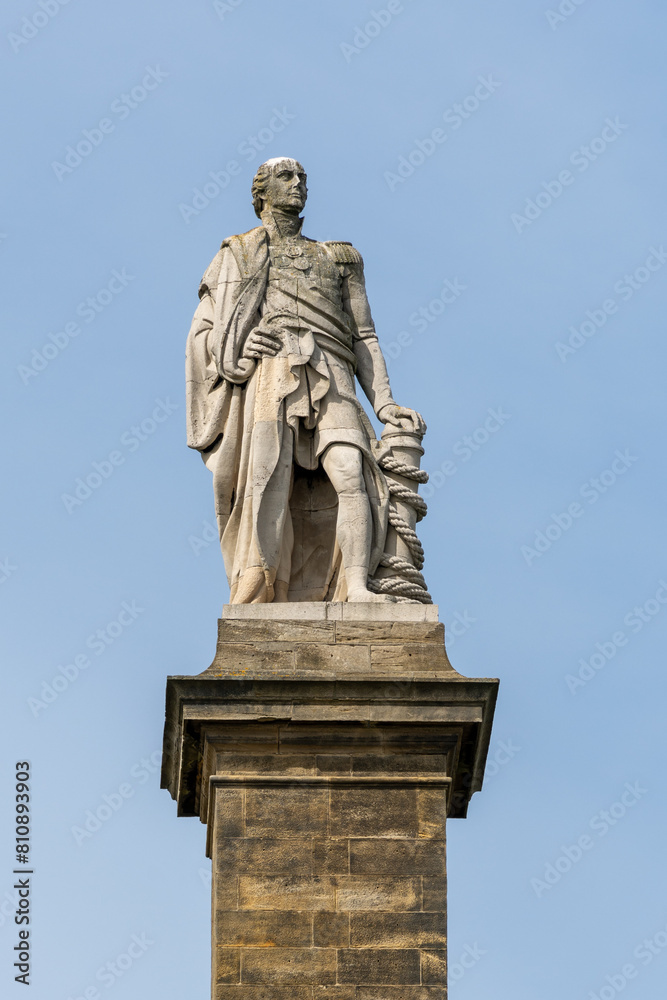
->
[161,604,498,1000]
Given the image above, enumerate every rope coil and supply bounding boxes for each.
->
[368,454,432,604]
[379,456,429,484]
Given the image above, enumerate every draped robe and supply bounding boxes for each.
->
[186,223,395,603]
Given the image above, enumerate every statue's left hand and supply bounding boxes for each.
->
[377,404,426,436]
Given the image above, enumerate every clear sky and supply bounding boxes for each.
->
[2,1,666,998]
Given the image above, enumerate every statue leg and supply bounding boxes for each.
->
[321,443,395,604]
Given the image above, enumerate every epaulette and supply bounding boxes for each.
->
[323,241,363,265]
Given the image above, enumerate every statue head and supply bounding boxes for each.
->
[252,157,307,218]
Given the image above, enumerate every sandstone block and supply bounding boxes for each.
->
[313,911,349,947]
[421,877,447,912]
[241,947,337,985]
[214,948,240,985]
[216,789,244,838]
[421,950,447,985]
[349,912,446,949]
[215,910,311,947]
[350,839,445,876]
[370,644,451,673]
[295,643,371,673]
[351,754,446,775]
[217,839,327,876]
[238,876,335,911]
[335,876,421,912]
[334,622,444,644]
[417,789,447,838]
[245,787,328,837]
[337,948,421,985]
[330,787,418,838]
[218,619,335,644]
[356,989,446,1000]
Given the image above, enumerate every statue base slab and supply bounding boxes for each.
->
[222,601,439,622]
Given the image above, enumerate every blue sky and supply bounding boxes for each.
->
[1,1,666,998]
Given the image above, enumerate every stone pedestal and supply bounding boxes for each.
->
[161,604,498,1000]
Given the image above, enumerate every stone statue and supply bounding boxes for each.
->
[186,157,431,604]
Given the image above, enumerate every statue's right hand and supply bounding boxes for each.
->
[243,325,283,359]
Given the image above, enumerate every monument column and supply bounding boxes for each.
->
[161,603,498,999]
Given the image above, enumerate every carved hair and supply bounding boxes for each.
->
[251,157,306,218]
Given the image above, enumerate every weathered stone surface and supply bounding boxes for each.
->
[245,787,329,837]
[238,876,335,911]
[340,604,438,622]
[216,910,312,947]
[349,839,445,876]
[349,912,446,949]
[215,753,316,776]
[313,911,350,947]
[214,948,240,986]
[222,603,438,622]
[420,950,448,985]
[295,643,371,674]
[337,949,421,985]
[356,989,446,1000]
[219,618,336,644]
[216,987,314,1000]
[329,787,418,838]
[350,754,447,775]
[335,621,443,644]
[241,948,337,985]
[370,644,451,673]
[418,789,448,838]
[216,789,244,838]
[335,877,421,912]
[422,877,447,912]
[206,642,296,675]
[217,838,350,876]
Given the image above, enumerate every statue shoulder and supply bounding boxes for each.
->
[199,227,267,296]
[220,225,265,250]
[322,240,364,266]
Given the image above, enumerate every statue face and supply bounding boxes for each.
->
[263,160,307,214]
